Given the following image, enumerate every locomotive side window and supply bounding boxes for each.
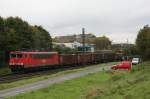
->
[17,54,23,58]
[32,54,52,59]
[10,54,16,58]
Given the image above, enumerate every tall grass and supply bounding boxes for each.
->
[8,62,150,99]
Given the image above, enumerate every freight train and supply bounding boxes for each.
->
[9,50,121,72]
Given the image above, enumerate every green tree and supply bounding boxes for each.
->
[32,26,52,50]
[0,16,52,65]
[123,45,138,56]
[93,36,111,50]
[136,25,150,60]
[5,17,34,49]
[53,46,77,54]
[0,17,4,49]
[0,17,5,65]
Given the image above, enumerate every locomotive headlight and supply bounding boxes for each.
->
[9,63,14,65]
[20,63,23,65]
[18,63,23,65]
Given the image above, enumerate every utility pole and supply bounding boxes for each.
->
[82,28,85,52]
[126,39,129,60]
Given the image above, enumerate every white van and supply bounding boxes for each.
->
[132,58,140,65]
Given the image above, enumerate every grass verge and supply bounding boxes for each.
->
[7,61,150,99]
[0,62,117,90]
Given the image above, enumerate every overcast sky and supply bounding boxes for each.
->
[0,0,150,43]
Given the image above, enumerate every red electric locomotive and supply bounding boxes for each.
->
[9,51,59,72]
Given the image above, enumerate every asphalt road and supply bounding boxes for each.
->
[0,65,111,98]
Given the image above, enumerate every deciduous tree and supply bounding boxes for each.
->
[136,25,150,60]
[94,36,111,50]
[0,16,52,65]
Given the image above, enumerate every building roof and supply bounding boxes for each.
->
[54,33,96,43]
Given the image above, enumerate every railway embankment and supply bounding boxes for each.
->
[6,61,150,99]
[0,62,117,98]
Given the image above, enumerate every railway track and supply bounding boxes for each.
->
[0,65,91,83]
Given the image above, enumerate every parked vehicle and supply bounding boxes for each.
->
[132,58,141,65]
[111,61,132,70]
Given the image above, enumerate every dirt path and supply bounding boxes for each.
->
[0,65,111,98]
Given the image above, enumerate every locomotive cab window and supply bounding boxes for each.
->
[10,54,23,58]
[10,54,17,58]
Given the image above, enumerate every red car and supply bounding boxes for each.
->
[111,61,132,70]
[9,51,59,72]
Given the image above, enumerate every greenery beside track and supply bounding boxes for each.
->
[8,61,150,99]
[0,66,11,76]
[0,62,117,90]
